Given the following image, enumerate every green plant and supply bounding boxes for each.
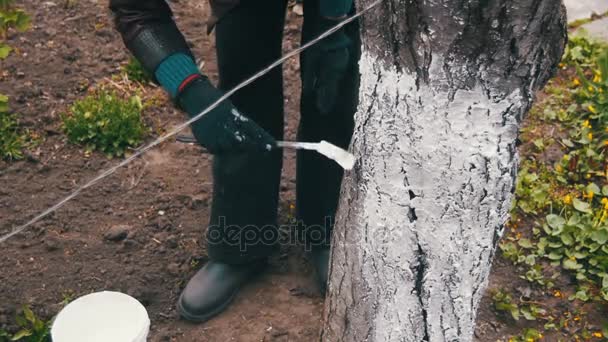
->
[562,35,608,67]
[504,328,543,342]
[505,38,608,304]
[121,57,152,84]
[0,94,25,160]
[492,289,521,320]
[0,306,51,342]
[0,0,31,59]
[492,289,547,322]
[61,89,147,157]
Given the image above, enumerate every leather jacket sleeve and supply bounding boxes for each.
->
[109,0,194,75]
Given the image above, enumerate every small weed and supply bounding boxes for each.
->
[503,328,544,342]
[61,89,147,157]
[0,306,51,342]
[493,289,521,320]
[0,94,25,160]
[121,58,152,84]
[60,290,75,306]
[492,289,547,322]
[0,0,31,59]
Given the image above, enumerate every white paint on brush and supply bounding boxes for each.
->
[277,140,356,170]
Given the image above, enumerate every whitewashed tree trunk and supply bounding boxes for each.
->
[321,1,567,341]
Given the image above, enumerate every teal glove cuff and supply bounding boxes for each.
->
[155,53,200,98]
[319,0,353,18]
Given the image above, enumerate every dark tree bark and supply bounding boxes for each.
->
[321,1,567,341]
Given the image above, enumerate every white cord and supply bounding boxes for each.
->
[0,0,382,244]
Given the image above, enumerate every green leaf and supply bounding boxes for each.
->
[521,307,536,320]
[572,198,592,213]
[548,252,563,260]
[22,306,35,323]
[562,138,575,147]
[0,43,12,59]
[14,315,26,327]
[563,258,582,270]
[547,214,566,229]
[586,183,601,195]
[533,138,544,150]
[591,228,608,244]
[510,308,520,321]
[518,238,533,249]
[560,233,574,246]
[14,11,31,31]
[10,329,32,340]
[602,185,608,196]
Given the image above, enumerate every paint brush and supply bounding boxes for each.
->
[177,135,356,170]
[276,140,356,170]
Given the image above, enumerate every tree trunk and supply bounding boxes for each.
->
[321,1,567,341]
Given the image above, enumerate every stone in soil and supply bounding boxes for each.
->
[103,225,130,241]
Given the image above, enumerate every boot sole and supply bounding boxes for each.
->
[177,288,239,323]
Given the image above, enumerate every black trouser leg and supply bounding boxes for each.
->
[207,0,287,264]
[297,1,360,249]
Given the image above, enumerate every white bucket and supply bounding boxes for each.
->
[51,291,150,342]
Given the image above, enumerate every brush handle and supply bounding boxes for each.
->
[276,141,319,150]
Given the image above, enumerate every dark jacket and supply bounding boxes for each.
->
[109,0,237,42]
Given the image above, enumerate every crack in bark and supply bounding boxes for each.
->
[414,243,430,342]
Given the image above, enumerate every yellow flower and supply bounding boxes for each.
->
[588,105,598,114]
[593,74,601,83]
[573,78,581,86]
[592,332,603,338]
[604,140,608,146]
[586,173,592,179]
[556,164,563,172]
[588,132,593,141]
[602,198,608,205]
[583,120,591,128]
[564,194,572,205]
[588,86,595,92]
[586,191,595,200]
[554,290,562,297]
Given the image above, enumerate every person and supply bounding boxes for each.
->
[109,0,360,322]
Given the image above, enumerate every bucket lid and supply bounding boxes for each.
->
[51,291,149,342]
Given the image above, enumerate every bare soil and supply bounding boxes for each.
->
[0,0,604,341]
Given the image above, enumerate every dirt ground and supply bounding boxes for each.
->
[0,0,603,341]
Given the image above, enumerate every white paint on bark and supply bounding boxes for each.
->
[322,51,524,342]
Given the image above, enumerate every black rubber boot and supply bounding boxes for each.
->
[177,260,266,322]
[310,248,330,295]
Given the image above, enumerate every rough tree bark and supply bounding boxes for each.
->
[321,1,567,341]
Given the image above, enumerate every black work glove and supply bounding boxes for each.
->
[302,19,351,114]
[177,77,276,154]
